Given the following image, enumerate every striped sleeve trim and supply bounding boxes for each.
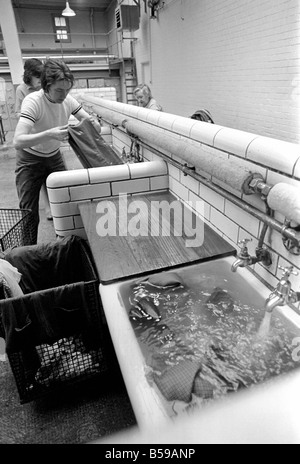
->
[20,113,36,124]
[72,104,82,116]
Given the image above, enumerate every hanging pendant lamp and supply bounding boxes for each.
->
[62,2,76,17]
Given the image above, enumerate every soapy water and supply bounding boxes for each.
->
[124,267,300,407]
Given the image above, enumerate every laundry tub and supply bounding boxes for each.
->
[100,256,300,431]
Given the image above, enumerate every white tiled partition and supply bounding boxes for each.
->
[47,161,169,238]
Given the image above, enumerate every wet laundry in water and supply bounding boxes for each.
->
[205,287,235,317]
[144,272,184,289]
[153,360,215,403]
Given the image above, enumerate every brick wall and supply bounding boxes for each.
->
[134,0,300,143]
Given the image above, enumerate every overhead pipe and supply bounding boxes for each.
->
[84,101,264,195]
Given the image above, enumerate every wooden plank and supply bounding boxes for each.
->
[79,191,236,284]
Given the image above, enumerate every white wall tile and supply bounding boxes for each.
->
[47,187,70,204]
[145,110,161,125]
[214,128,259,158]
[200,184,225,212]
[188,190,208,220]
[53,216,75,231]
[168,164,181,181]
[89,164,130,184]
[50,201,79,217]
[111,178,150,195]
[225,201,260,237]
[190,123,223,146]
[180,173,199,195]
[247,137,300,175]
[129,160,168,179]
[172,116,197,138]
[210,208,239,243]
[169,177,189,202]
[70,183,111,201]
[47,169,89,188]
[266,171,300,189]
[150,175,169,191]
[255,265,280,290]
[157,113,178,131]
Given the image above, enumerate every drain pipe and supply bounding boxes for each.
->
[90,8,96,50]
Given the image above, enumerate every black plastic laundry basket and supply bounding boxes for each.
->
[0,236,109,404]
[0,208,35,253]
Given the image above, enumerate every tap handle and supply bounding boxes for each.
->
[278,265,299,278]
[238,238,252,249]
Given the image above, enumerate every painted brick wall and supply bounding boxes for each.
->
[135,0,300,143]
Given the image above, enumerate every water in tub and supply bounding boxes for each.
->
[122,259,300,417]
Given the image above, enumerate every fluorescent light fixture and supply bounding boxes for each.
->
[62,2,76,17]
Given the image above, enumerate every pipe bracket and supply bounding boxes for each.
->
[183,164,196,176]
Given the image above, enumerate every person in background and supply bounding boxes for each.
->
[133,84,163,111]
[190,109,214,123]
[15,58,53,220]
[13,59,101,244]
[15,59,43,118]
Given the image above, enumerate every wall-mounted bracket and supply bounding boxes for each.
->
[182,163,196,176]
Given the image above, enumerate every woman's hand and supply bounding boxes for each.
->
[47,124,69,142]
[14,121,70,149]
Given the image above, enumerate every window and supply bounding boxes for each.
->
[52,15,71,43]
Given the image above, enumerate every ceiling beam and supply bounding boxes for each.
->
[11,4,108,13]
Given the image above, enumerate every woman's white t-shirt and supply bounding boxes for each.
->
[19,89,82,157]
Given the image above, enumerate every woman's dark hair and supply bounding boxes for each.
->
[190,109,214,124]
[41,59,75,93]
[23,58,43,85]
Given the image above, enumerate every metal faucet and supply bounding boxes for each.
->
[265,266,299,313]
[231,238,272,272]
